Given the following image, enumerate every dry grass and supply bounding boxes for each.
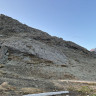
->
[21,87,43,95]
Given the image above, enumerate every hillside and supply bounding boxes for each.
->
[0,14,96,95]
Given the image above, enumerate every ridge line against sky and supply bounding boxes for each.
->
[0,0,96,50]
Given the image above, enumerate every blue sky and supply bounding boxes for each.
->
[0,0,96,50]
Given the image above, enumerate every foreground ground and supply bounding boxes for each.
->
[0,79,96,96]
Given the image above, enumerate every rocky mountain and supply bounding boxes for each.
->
[0,14,96,95]
[90,48,96,53]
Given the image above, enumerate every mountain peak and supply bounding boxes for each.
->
[90,48,96,52]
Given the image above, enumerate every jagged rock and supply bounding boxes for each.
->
[0,46,8,63]
[2,37,68,65]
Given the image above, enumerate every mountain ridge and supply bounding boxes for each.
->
[0,14,93,56]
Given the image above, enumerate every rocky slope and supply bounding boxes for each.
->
[0,14,96,95]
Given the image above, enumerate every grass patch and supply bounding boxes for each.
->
[67,85,95,95]
[67,86,76,91]
[78,86,92,94]
[90,94,96,96]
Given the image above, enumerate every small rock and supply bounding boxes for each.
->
[0,64,4,68]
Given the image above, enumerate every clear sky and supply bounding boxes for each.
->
[0,0,96,50]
